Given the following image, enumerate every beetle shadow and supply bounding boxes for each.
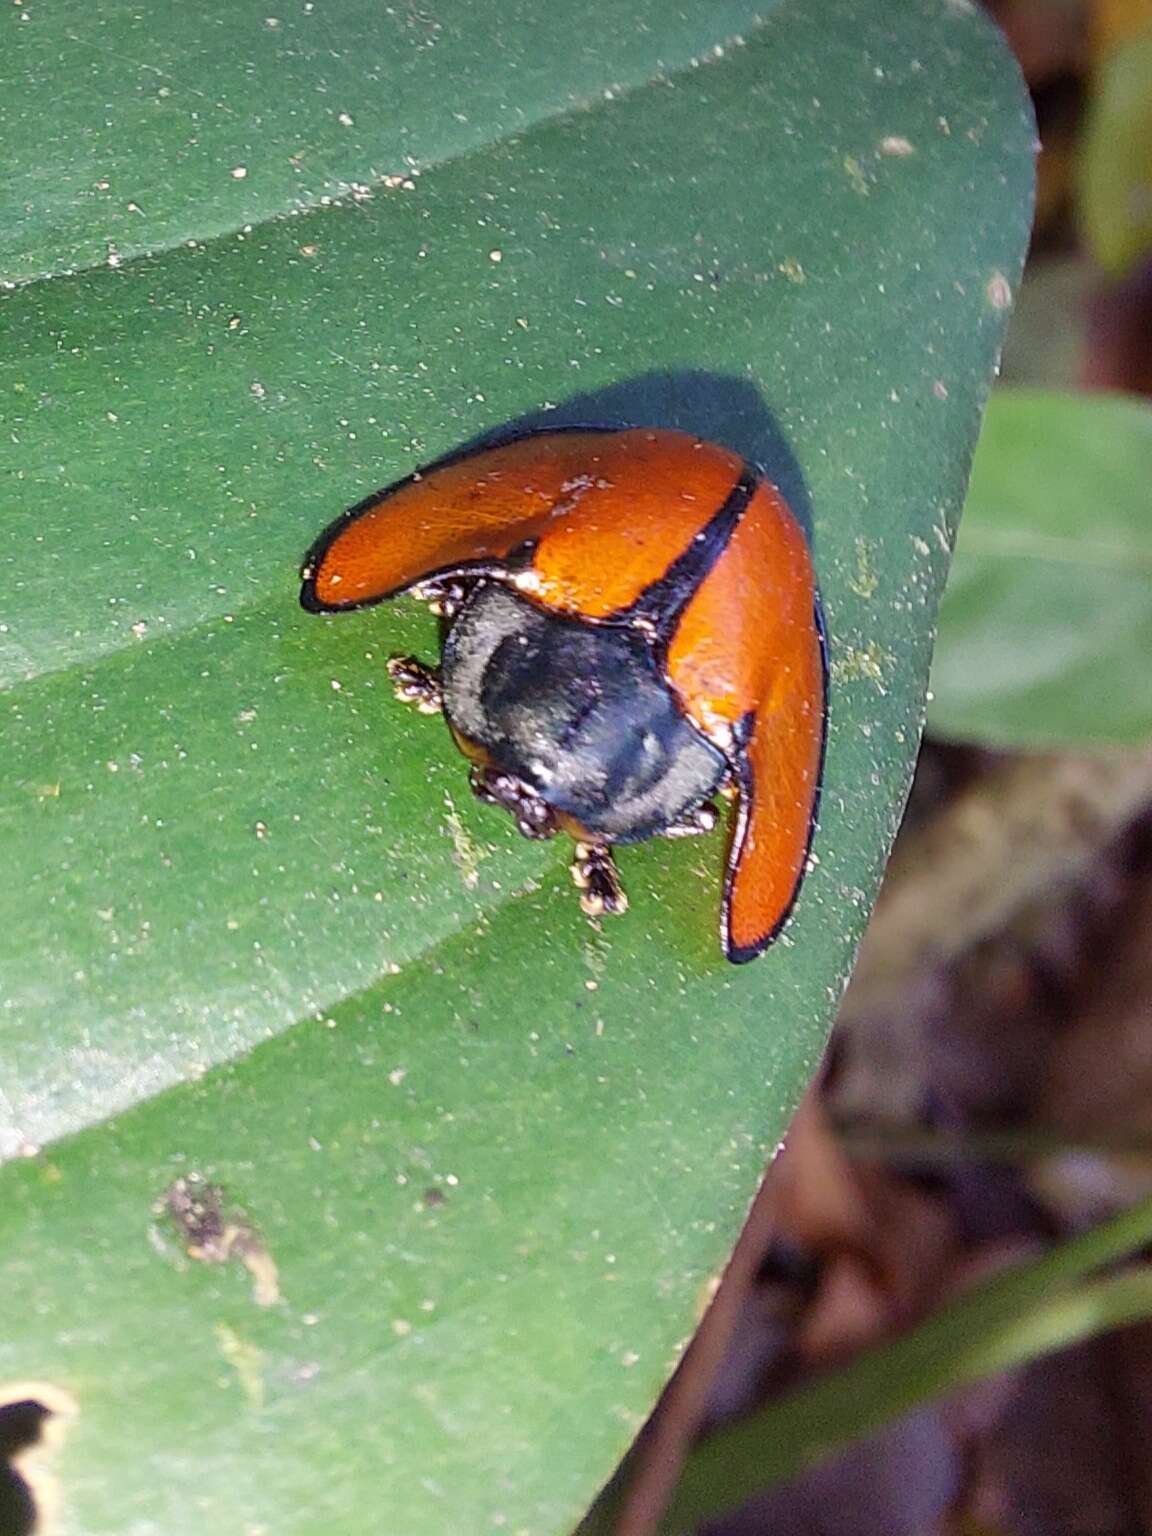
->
[455,370,813,540]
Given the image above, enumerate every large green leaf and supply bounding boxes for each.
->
[0,1,1032,1531]
[930,389,1152,749]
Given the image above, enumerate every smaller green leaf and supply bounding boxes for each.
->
[928,388,1152,749]
[1079,28,1152,276]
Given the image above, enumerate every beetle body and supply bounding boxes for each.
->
[300,427,826,962]
[443,582,729,842]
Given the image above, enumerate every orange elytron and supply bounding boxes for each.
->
[300,427,826,962]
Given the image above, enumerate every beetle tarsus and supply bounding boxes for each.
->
[660,801,720,838]
[571,842,628,918]
[387,656,444,714]
[410,578,471,620]
[469,767,558,840]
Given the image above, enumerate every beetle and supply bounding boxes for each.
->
[300,426,826,962]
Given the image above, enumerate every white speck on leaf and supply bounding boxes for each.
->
[985,270,1012,310]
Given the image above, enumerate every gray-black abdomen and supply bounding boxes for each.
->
[442,583,725,842]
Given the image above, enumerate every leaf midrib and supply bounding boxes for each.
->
[1,19,765,296]
[1,829,566,1164]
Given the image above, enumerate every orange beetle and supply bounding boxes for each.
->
[300,427,826,962]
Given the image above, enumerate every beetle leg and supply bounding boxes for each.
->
[469,767,559,841]
[386,656,444,714]
[409,577,471,620]
[571,842,629,918]
[660,800,720,839]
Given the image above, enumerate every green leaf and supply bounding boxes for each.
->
[929,389,1152,749]
[1079,27,1152,277]
[599,1193,1152,1535]
[0,0,1032,1531]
